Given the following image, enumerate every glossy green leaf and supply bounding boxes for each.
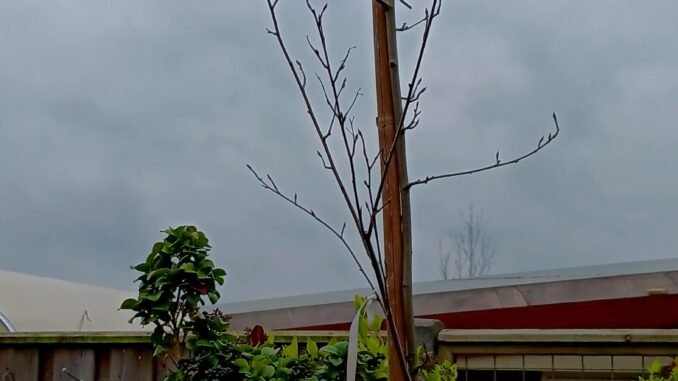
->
[119,298,138,310]
[282,336,298,358]
[306,337,318,359]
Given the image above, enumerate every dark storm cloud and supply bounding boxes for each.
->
[1,1,676,302]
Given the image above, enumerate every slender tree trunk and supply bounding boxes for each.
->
[372,1,415,379]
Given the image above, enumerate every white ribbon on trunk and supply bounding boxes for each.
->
[346,294,383,381]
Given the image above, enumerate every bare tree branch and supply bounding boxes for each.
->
[377,0,413,9]
[259,1,558,379]
[452,205,495,279]
[306,0,365,231]
[437,240,451,280]
[247,164,377,293]
[264,0,370,258]
[399,0,413,9]
[359,130,386,277]
[437,205,495,280]
[264,4,420,375]
[263,6,398,349]
[397,16,427,32]
[295,60,307,88]
[407,112,561,189]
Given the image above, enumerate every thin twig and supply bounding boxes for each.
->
[305,0,368,237]
[407,113,562,188]
[359,131,385,277]
[247,164,377,293]
[397,16,426,32]
[265,0,369,258]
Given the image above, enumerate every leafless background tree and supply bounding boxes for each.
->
[439,205,495,280]
[249,0,559,379]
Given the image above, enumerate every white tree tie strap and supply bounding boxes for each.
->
[346,294,383,381]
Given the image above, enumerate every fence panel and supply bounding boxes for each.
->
[0,331,342,380]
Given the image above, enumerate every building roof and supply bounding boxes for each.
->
[216,257,678,330]
[0,269,144,332]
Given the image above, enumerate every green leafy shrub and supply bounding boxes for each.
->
[418,360,457,381]
[231,297,389,381]
[640,358,678,381]
[120,225,233,377]
[173,309,239,380]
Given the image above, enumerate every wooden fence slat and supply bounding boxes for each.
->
[96,347,153,381]
[0,348,39,380]
[41,348,95,381]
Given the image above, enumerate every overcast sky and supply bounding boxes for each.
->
[1,1,677,302]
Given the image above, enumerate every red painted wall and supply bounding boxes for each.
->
[296,295,678,330]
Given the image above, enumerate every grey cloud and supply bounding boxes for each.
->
[1,1,677,303]
[407,1,678,279]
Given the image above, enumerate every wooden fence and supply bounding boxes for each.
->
[1,329,677,380]
[0,332,162,380]
[0,331,345,381]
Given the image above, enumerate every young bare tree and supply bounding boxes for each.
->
[250,1,560,379]
[438,240,452,281]
[439,205,495,280]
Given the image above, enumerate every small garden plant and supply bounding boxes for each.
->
[640,358,678,381]
[122,225,456,381]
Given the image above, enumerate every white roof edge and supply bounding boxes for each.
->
[0,268,133,294]
[215,257,678,314]
[0,268,140,331]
